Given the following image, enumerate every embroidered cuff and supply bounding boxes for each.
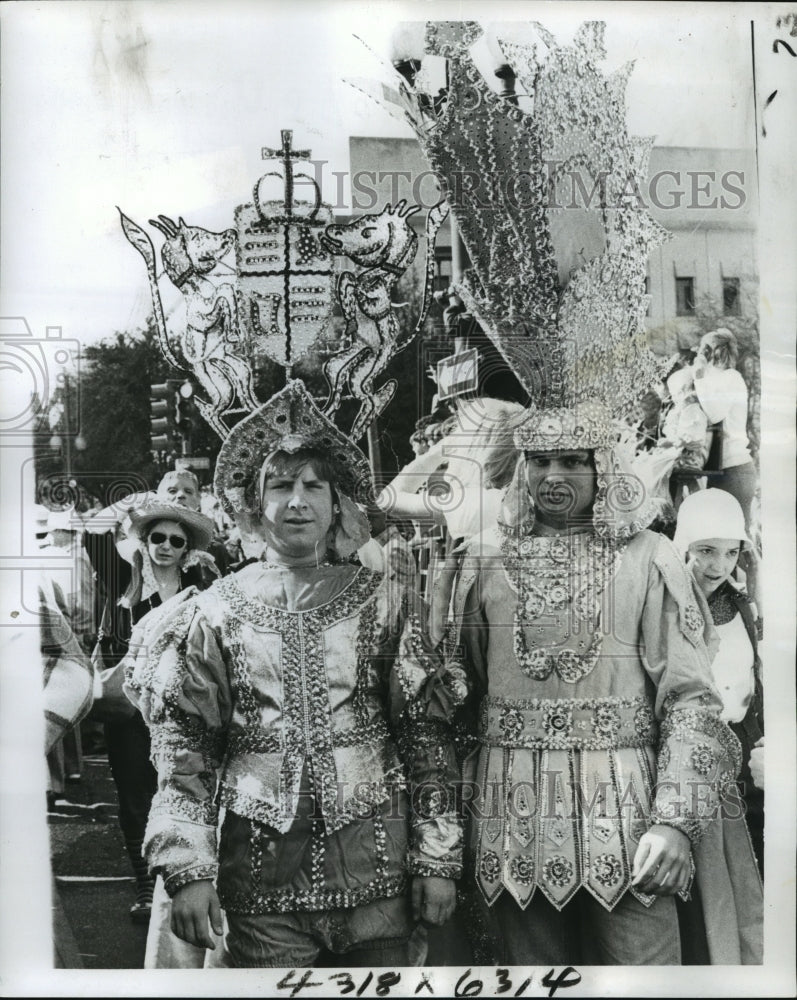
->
[408,856,463,879]
[163,864,218,897]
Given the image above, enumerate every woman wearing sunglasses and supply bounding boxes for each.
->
[82,495,217,926]
[124,504,215,613]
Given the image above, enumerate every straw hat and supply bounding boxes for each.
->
[127,499,214,551]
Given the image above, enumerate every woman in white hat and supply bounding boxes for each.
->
[82,495,217,924]
[674,489,764,867]
[673,488,763,962]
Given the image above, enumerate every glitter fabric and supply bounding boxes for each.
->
[441,527,741,911]
[364,20,668,447]
[127,563,465,903]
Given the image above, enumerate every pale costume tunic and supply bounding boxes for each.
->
[447,527,740,914]
[126,561,463,917]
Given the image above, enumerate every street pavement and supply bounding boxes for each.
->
[49,753,148,969]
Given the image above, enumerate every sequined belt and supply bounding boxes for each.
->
[226,717,393,755]
[478,695,658,751]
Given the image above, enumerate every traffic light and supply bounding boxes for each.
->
[150,379,180,453]
[175,381,196,435]
[175,380,198,453]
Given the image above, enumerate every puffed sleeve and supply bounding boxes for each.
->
[388,587,467,880]
[641,537,741,844]
[125,595,233,896]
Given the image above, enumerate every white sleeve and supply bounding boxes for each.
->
[693,368,745,424]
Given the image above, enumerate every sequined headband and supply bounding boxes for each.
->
[513,401,614,452]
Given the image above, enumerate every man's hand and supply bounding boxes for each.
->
[631,825,692,896]
[750,737,764,790]
[411,876,456,927]
[171,879,223,949]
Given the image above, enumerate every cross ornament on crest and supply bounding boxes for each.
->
[261,129,312,217]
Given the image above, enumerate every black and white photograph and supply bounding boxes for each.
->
[0,1,794,995]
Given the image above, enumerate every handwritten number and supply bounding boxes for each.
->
[541,967,582,997]
[773,39,797,56]
[514,977,533,997]
[455,969,484,997]
[495,969,512,994]
[357,972,374,996]
[277,970,325,997]
[376,971,401,996]
[329,972,356,995]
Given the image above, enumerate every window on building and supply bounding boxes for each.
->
[434,252,452,293]
[723,277,741,316]
[644,275,651,317]
[675,276,695,316]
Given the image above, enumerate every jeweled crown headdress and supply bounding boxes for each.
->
[119,129,448,515]
[356,20,668,450]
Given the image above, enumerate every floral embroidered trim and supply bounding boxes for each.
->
[543,855,575,888]
[479,695,658,751]
[479,850,501,883]
[660,707,742,776]
[591,853,623,887]
[163,864,218,897]
[509,854,535,886]
[690,742,718,777]
[681,603,706,645]
[216,569,409,832]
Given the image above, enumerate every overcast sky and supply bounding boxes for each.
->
[0,1,760,349]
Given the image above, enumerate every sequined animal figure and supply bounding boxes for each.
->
[119,211,260,439]
[319,200,421,442]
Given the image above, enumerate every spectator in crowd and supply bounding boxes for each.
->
[671,488,764,962]
[691,330,756,527]
[41,508,96,796]
[156,470,232,575]
[377,398,524,545]
[674,489,764,871]
[82,490,217,923]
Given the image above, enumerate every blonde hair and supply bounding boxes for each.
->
[701,328,739,370]
[443,398,527,491]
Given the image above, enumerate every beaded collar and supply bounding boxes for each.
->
[499,524,628,683]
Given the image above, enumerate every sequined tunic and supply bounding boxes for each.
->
[448,528,740,912]
[127,561,463,914]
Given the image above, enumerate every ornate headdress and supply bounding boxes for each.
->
[120,130,448,543]
[356,20,668,452]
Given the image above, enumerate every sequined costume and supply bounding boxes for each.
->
[126,559,463,922]
[445,521,739,923]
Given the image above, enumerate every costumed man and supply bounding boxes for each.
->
[374,19,754,965]
[125,381,465,968]
[438,413,747,965]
